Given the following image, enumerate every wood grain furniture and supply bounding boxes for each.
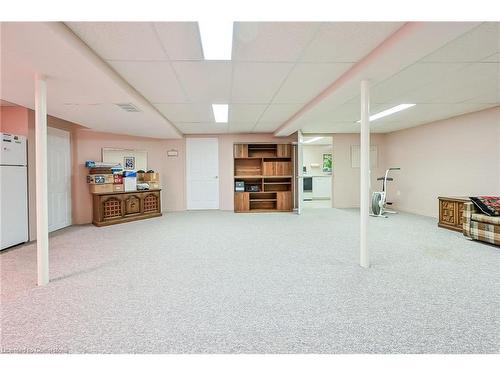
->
[234,143,293,212]
[438,196,470,232]
[92,189,162,226]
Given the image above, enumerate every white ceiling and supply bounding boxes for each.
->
[277,22,500,134]
[0,22,182,138]
[1,22,498,137]
[66,22,403,134]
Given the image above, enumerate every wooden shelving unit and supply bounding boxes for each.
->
[234,143,293,213]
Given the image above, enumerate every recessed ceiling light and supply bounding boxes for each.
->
[199,21,233,60]
[212,104,228,123]
[303,137,323,144]
[357,104,416,123]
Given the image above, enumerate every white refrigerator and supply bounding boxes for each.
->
[1,132,28,250]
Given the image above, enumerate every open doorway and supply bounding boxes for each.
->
[301,136,333,209]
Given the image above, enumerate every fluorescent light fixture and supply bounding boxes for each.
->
[212,104,228,123]
[357,104,416,123]
[199,21,233,60]
[303,136,324,144]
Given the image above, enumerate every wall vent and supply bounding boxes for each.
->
[115,103,141,112]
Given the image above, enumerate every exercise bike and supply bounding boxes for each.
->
[370,167,400,218]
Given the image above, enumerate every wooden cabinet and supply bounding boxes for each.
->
[92,189,162,226]
[277,144,291,158]
[234,192,250,212]
[438,196,470,232]
[234,144,248,158]
[277,191,292,211]
[234,143,294,213]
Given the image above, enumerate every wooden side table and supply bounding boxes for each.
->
[438,196,470,232]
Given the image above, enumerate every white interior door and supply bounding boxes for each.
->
[186,138,219,210]
[47,127,71,232]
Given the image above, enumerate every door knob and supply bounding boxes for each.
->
[214,176,218,179]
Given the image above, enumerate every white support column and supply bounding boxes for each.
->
[35,74,49,286]
[360,80,370,268]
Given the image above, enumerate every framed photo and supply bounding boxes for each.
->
[123,156,135,170]
[322,153,332,173]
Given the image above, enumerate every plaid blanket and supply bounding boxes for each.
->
[463,202,500,246]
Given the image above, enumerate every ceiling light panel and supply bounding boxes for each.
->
[212,104,229,123]
[199,22,234,60]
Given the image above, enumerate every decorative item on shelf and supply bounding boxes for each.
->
[322,153,332,173]
[137,183,150,191]
[123,156,135,170]
[113,174,123,184]
[235,181,245,192]
[245,184,260,192]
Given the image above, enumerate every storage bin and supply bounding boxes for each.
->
[123,177,137,192]
[89,184,114,194]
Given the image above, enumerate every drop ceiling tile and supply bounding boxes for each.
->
[172,61,232,103]
[259,103,303,123]
[371,62,467,103]
[67,22,167,61]
[233,22,321,62]
[153,22,203,60]
[403,63,500,104]
[301,121,359,133]
[229,104,267,123]
[154,103,213,122]
[231,62,294,103]
[110,61,187,103]
[300,22,403,62]
[273,63,352,103]
[178,122,229,134]
[227,122,258,133]
[422,22,500,62]
[252,122,282,132]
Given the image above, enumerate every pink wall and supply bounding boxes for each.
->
[384,106,500,218]
[332,133,387,208]
[73,130,186,224]
[0,106,29,136]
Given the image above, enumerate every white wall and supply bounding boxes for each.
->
[384,106,500,218]
[302,144,333,175]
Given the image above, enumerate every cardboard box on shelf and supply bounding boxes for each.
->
[89,183,114,194]
[143,172,160,182]
[87,174,114,184]
[148,182,160,190]
[113,184,124,192]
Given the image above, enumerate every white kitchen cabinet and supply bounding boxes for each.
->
[312,176,331,199]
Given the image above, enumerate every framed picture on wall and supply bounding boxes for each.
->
[322,153,332,173]
[123,156,135,170]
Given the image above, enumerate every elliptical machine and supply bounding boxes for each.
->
[370,167,400,218]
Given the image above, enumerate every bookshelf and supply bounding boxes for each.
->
[234,143,293,212]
